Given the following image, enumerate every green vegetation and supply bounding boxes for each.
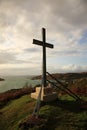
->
[0,94,87,130]
[0,95,36,130]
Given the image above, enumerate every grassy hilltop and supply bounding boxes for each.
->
[0,92,87,130]
[0,72,87,130]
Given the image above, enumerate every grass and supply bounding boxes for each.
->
[0,95,36,130]
[35,95,87,130]
[0,94,87,130]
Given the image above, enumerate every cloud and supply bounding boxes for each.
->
[45,0,87,28]
[0,51,16,64]
[50,50,80,57]
[0,66,42,76]
[24,48,40,53]
[0,0,87,75]
[0,51,29,64]
[62,64,87,72]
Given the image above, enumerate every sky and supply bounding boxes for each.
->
[0,0,87,76]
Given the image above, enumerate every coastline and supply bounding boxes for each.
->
[0,87,35,108]
[0,76,41,93]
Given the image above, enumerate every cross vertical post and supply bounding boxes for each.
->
[42,28,46,87]
[33,28,54,88]
[31,28,57,102]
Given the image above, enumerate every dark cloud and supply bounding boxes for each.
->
[1,0,87,31]
[45,0,87,28]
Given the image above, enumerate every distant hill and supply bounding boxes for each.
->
[32,72,87,80]
[0,78,5,81]
[32,72,87,97]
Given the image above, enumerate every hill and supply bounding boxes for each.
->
[0,94,87,130]
[32,72,87,80]
[32,72,87,96]
[0,87,35,108]
[0,72,87,130]
[0,78,5,81]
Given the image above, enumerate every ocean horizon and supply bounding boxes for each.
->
[0,75,41,93]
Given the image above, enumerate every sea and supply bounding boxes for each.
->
[0,75,41,93]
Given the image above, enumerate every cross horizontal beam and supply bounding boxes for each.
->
[33,39,54,48]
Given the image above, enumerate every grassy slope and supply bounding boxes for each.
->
[0,95,36,130]
[0,94,87,130]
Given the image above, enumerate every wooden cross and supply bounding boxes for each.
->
[33,28,54,87]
